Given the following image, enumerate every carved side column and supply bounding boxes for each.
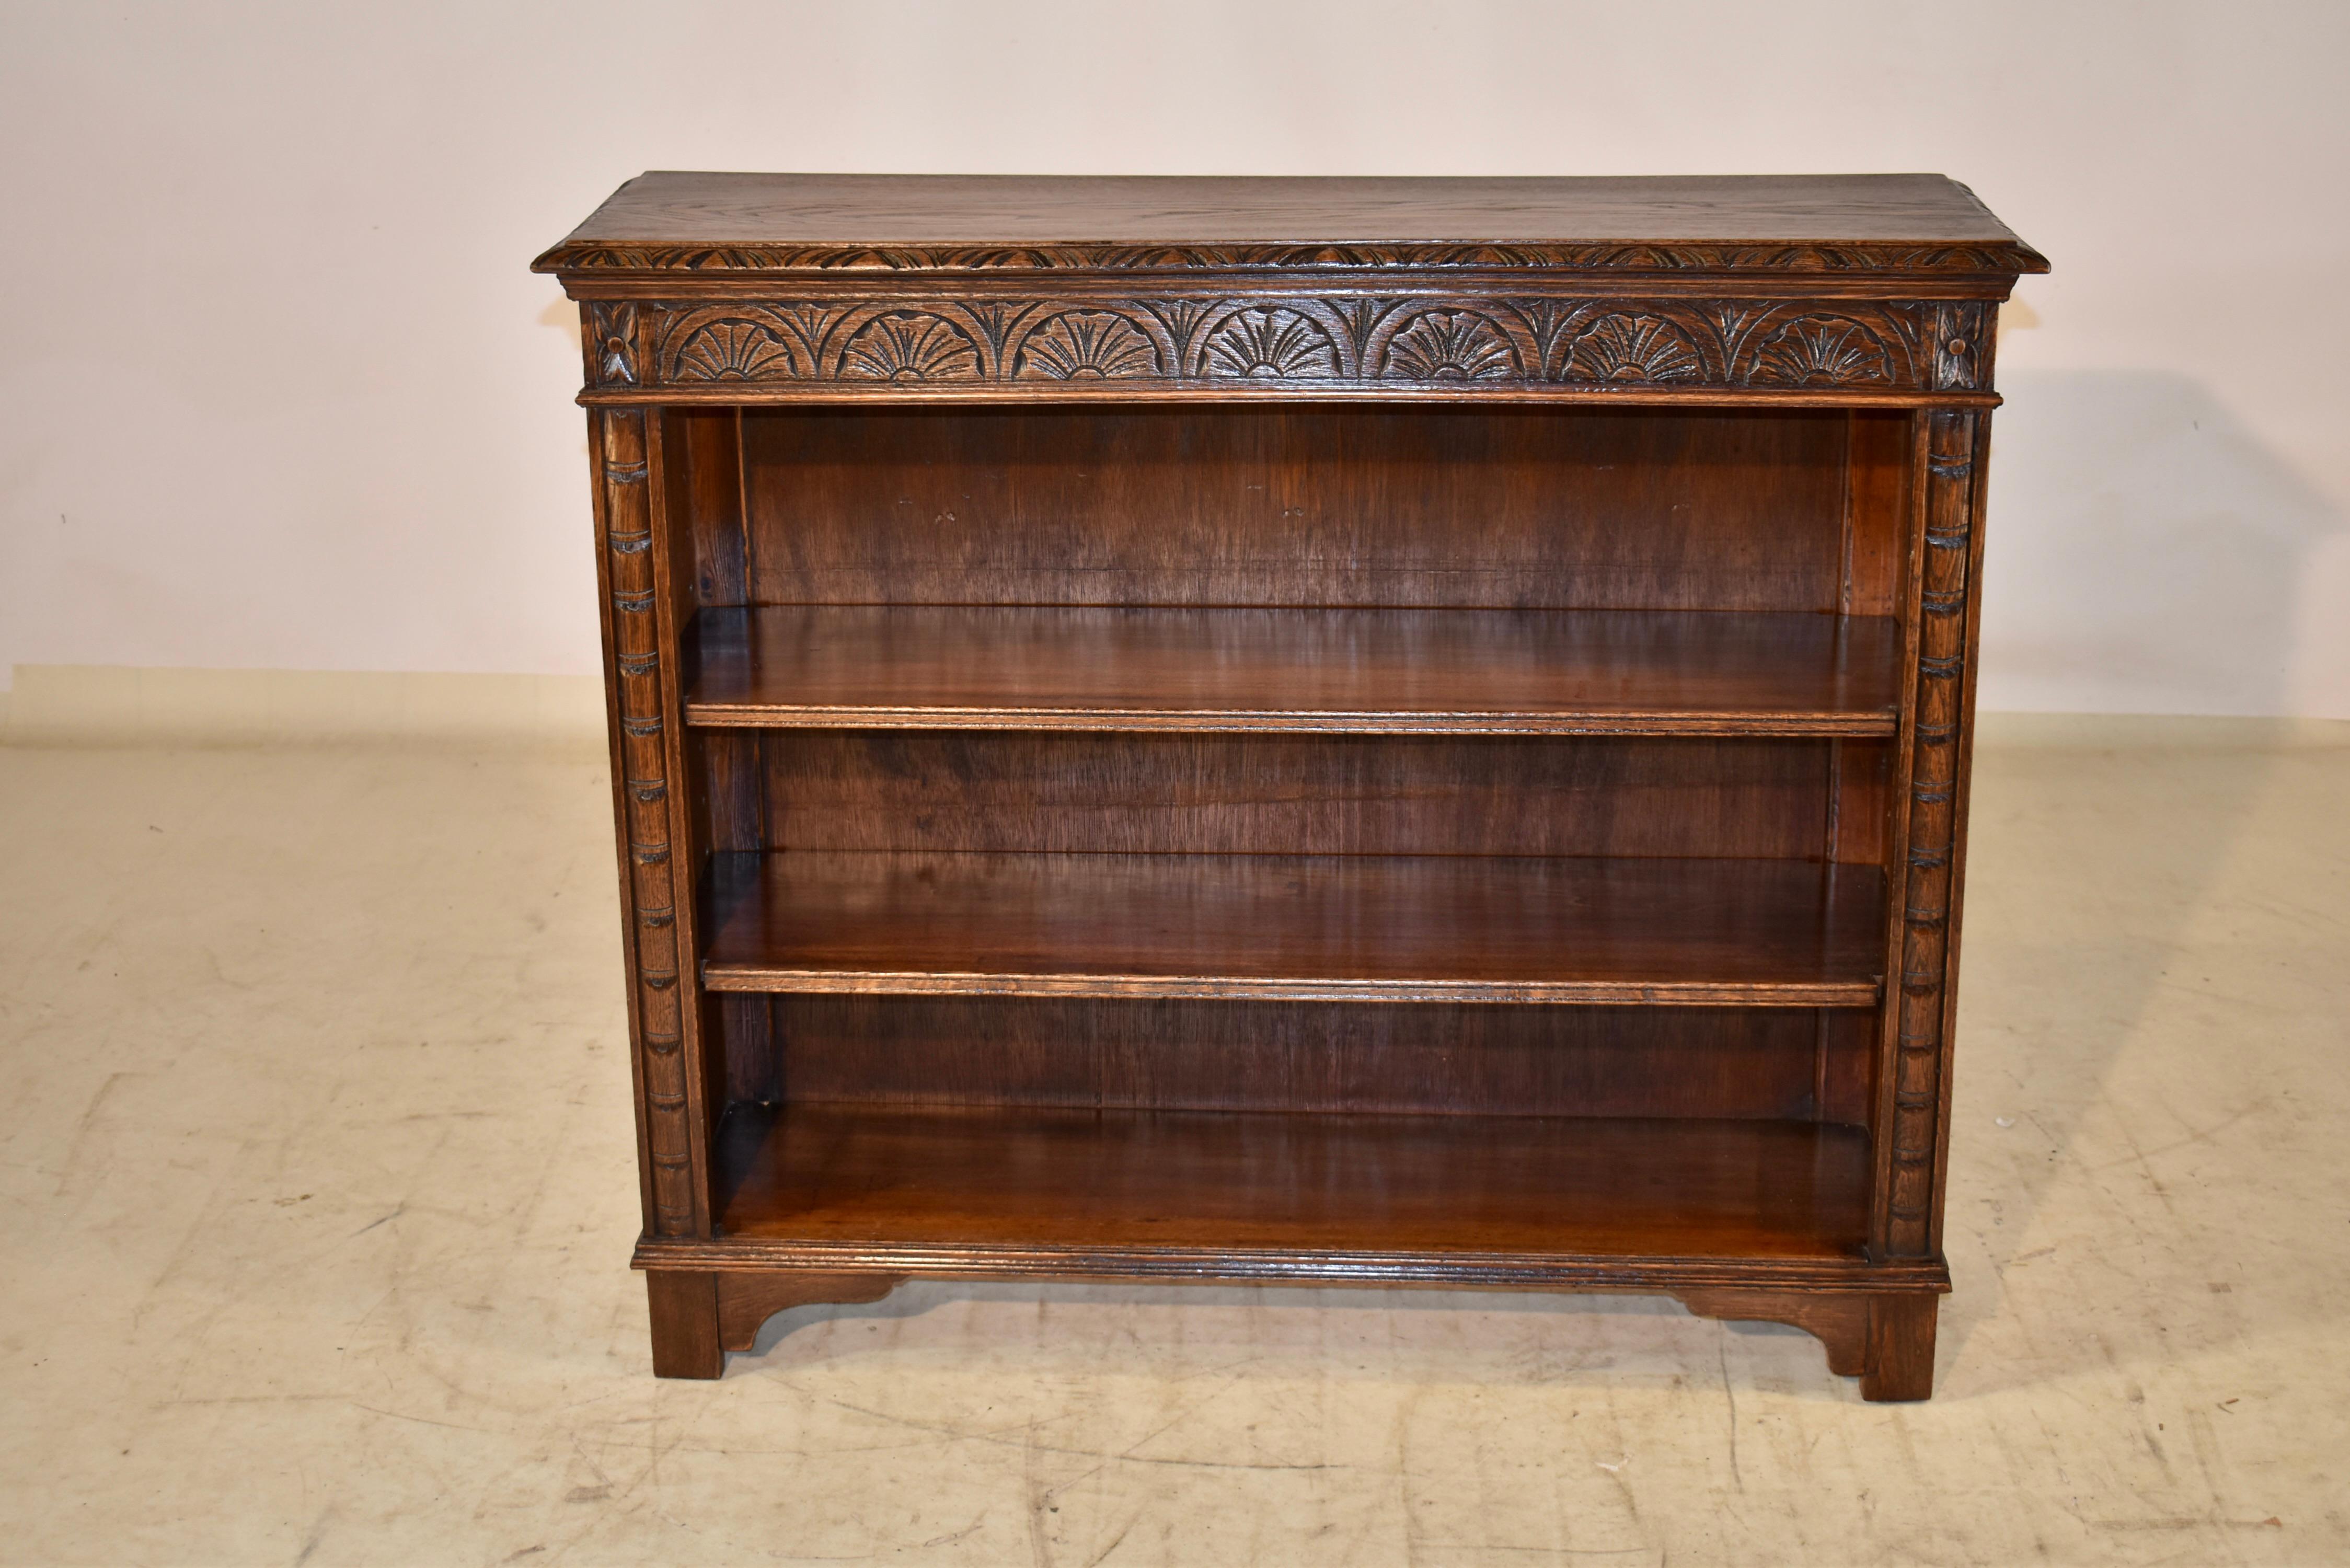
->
[596,407,699,1238]
[1885,408,1984,1257]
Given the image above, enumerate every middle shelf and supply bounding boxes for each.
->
[701,851,1886,1006]
[684,605,1903,736]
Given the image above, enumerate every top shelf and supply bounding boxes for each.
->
[684,606,1902,737]
[536,171,2046,277]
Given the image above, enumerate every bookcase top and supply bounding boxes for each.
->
[535,172,2046,277]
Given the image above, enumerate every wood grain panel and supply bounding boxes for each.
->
[667,409,748,606]
[753,731,1835,860]
[766,997,1827,1120]
[1844,410,1914,617]
[1817,1009,1877,1128]
[1827,737,1893,867]
[738,407,1849,610]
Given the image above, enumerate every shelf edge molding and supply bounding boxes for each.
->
[633,1236,1948,1294]
[699,851,1890,1010]
[683,606,1905,739]
[684,705,1898,738]
[697,968,1881,1007]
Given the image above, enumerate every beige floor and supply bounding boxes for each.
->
[1,716,2345,1566]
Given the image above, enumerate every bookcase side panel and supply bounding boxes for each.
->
[597,406,705,1236]
[645,413,733,1223]
[1879,407,1985,1259]
[585,411,658,1235]
[1932,408,1998,1255]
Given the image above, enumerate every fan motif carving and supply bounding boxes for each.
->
[670,317,798,382]
[1202,308,1339,378]
[1561,315,1705,383]
[1014,312,1159,379]
[1383,311,1516,380]
[839,313,982,381]
[1750,317,1894,386]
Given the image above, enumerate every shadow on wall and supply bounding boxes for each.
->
[1982,368,2345,717]
[540,297,582,349]
[1939,371,2345,1390]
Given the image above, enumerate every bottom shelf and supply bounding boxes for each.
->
[707,1103,1876,1281]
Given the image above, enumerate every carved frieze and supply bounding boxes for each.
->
[621,295,1987,394]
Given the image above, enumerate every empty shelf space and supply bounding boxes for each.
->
[700,851,1886,1006]
[712,1103,1873,1267]
[683,606,1902,736]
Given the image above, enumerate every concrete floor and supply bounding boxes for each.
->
[1,717,2345,1565]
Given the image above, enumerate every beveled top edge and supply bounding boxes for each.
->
[533,172,2049,277]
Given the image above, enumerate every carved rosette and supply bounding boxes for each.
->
[626,295,1955,392]
[1930,302,1989,391]
[585,302,639,385]
[600,409,695,1238]
[1888,409,1980,1257]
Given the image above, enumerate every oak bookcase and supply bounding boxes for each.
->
[533,172,2044,1399]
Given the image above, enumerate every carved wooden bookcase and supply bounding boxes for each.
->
[535,173,2043,1399]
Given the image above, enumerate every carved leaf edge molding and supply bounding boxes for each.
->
[537,240,2049,275]
[632,296,1980,391]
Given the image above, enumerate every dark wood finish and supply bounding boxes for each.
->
[546,172,2037,1400]
[686,606,1899,736]
[729,407,1859,610]
[1860,1293,1942,1402]
[717,1271,903,1352]
[1675,1288,1872,1376]
[701,850,1886,1006]
[712,1103,1871,1262]
[582,301,2004,402]
[743,732,1847,860]
[763,999,1868,1122]
[1669,1285,1944,1392]
[644,1270,721,1379]
[1876,409,1985,1260]
[537,172,2045,273]
[593,409,703,1237]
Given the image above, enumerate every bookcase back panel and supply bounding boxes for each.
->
[728,731,1837,860]
[745,996,1871,1122]
[726,406,1859,612]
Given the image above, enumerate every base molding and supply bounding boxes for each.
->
[633,1236,1947,1294]
[718,1271,905,1351]
[1674,1287,1874,1376]
[1675,1286,1941,1398]
[643,1261,1945,1399]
